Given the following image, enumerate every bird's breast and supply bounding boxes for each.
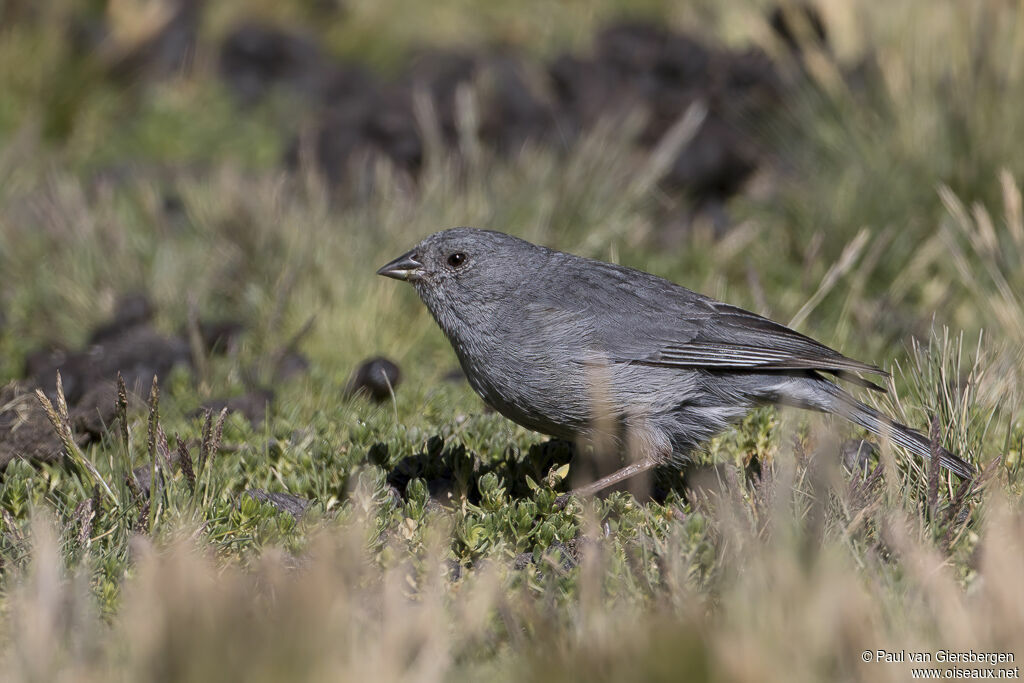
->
[450,328,593,439]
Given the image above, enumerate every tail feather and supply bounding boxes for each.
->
[825,386,975,480]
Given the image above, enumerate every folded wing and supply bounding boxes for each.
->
[609,297,887,391]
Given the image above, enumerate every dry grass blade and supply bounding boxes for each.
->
[135,501,149,533]
[848,462,885,515]
[71,496,95,551]
[1000,168,1024,247]
[412,84,446,172]
[176,434,195,492]
[116,373,130,456]
[146,376,160,533]
[630,99,708,197]
[198,408,213,471]
[54,372,69,423]
[156,425,171,469]
[209,408,227,465]
[194,406,226,509]
[788,227,872,329]
[34,387,118,505]
[971,454,1005,496]
[941,477,975,552]
[928,415,941,521]
[114,371,143,509]
[124,471,143,503]
[1,508,23,545]
[455,82,483,169]
[940,183,1024,343]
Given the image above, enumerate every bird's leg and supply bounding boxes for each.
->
[554,456,660,508]
[573,457,659,497]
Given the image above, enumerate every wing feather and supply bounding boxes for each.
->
[610,301,888,390]
[536,253,887,392]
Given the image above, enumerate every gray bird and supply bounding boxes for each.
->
[377,228,974,496]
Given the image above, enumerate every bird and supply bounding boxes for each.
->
[377,227,974,497]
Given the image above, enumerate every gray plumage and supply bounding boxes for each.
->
[377,228,974,481]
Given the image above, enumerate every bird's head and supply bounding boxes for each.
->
[377,228,546,329]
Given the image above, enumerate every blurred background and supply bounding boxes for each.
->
[0,1,1023,681]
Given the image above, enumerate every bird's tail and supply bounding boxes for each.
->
[818,382,975,480]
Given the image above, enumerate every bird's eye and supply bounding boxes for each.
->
[447,252,468,268]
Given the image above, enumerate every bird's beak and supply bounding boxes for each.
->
[376,251,423,281]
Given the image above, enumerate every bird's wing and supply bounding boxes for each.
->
[611,299,888,390]
[529,253,886,390]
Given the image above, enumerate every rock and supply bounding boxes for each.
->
[88,292,154,345]
[0,385,64,468]
[195,319,246,355]
[549,20,783,205]
[294,87,423,189]
[263,17,794,208]
[659,115,759,201]
[132,464,157,494]
[0,381,121,470]
[401,49,477,145]
[24,292,189,404]
[273,350,310,383]
[400,48,558,153]
[475,53,560,153]
[28,325,190,405]
[219,22,367,104]
[345,357,401,402]
[841,439,877,473]
[70,382,121,439]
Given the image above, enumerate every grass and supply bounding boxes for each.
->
[0,0,1022,680]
